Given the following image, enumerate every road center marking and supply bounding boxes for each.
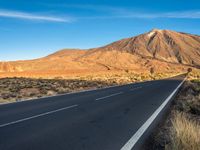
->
[0,104,78,128]
[130,86,142,91]
[95,92,123,101]
[144,83,154,87]
[121,78,186,150]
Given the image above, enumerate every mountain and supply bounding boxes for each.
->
[0,29,199,77]
[83,29,200,66]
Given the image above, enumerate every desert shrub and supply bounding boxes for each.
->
[187,68,192,73]
[175,81,200,116]
[150,67,155,74]
[40,89,47,95]
[189,96,200,115]
[125,69,129,73]
[57,87,68,94]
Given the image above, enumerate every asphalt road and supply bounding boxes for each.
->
[0,74,185,150]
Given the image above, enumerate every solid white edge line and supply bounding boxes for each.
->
[120,78,186,150]
[95,92,123,101]
[0,104,78,128]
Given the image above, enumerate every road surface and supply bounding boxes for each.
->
[0,74,185,150]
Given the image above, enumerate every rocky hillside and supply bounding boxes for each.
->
[84,29,200,66]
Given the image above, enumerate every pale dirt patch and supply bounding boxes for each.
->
[19,88,40,97]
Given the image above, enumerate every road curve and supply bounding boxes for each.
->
[0,74,185,150]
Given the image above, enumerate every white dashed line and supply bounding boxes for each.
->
[130,87,142,91]
[144,83,154,87]
[0,104,78,128]
[95,92,123,101]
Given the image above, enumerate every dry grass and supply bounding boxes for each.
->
[166,112,200,150]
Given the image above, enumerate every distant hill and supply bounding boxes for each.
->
[0,29,199,77]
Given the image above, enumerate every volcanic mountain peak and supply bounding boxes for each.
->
[87,29,200,67]
[151,28,163,32]
[147,28,163,37]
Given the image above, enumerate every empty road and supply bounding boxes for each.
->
[0,74,185,150]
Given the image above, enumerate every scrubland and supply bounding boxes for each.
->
[0,72,177,104]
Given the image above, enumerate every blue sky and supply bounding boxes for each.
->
[0,0,200,61]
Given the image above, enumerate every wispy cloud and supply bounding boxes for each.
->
[50,4,200,20]
[3,6,199,23]
[80,11,200,20]
[162,11,200,19]
[78,10,200,20]
[114,10,200,19]
[0,9,72,22]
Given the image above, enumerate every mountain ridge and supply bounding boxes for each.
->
[0,29,199,76]
[81,29,200,66]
